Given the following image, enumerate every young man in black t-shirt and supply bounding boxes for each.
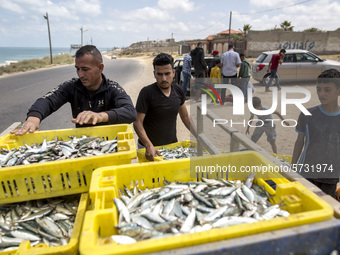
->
[134,53,196,161]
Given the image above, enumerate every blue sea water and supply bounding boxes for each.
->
[0,47,109,66]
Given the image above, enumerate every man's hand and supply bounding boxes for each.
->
[72,111,108,125]
[11,116,40,136]
[145,145,161,161]
[245,128,250,135]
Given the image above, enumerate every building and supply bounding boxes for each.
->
[185,29,244,55]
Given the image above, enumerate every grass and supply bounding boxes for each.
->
[0,54,74,76]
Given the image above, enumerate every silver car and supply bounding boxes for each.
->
[251,49,340,86]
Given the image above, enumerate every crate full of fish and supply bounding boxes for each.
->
[0,124,136,204]
[0,193,88,255]
[137,141,205,162]
[79,151,333,255]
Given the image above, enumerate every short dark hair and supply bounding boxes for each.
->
[317,69,340,89]
[240,53,245,58]
[197,42,203,47]
[215,59,221,65]
[153,53,174,69]
[279,49,286,54]
[228,44,234,50]
[252,96,262,108]
[75,45,103,65]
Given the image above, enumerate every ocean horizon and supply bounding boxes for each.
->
[0,46,110,66]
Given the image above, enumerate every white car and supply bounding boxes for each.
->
[111,55,117,59]
[251,49,340,86]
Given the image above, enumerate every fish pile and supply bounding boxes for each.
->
[158,146,205,160]
[0,195,79,251]
[111,173,290,244]
[0,135,118,168]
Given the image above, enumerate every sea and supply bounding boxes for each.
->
[0,47,109,66]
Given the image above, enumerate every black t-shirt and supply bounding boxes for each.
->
[136,82,185,146]
[295,105,340,183]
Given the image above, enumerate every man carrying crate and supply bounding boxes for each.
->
[134,53,197,161]
[11,45,136,136]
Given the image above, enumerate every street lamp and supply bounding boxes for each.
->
[44,12,53,64]
[80,26,89,46]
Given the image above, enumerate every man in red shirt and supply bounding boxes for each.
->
[266,49,286,92]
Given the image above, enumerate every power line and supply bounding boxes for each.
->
[238,0,312,14]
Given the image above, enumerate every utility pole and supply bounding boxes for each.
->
[228,11,232,46]
[80,27,88,46]
[80,26,83,46]
[44,12,53,64]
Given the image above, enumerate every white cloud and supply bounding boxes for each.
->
[116,7,172,21]
[157,0,194,12]
[0,1,26,14]
[65,0,101,17]
[249,0,294,8]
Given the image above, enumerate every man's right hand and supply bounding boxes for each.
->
[10,116,40,136]
[145,145,161,161]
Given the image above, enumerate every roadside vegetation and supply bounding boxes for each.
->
[0,54,74,76]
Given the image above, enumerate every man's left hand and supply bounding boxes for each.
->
[72,111,108,125]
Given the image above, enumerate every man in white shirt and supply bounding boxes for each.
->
[220,44,242,104]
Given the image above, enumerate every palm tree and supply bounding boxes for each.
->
[280,21,294,31]
[240,24,252,35]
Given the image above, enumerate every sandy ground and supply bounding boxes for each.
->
[120,55,323,157]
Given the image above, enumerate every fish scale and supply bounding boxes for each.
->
[0,135,118,168]
[112,174,290,243]
[0,195,79,251]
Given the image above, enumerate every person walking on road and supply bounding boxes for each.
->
[133,53,197,161]
[11,45,136,136]
[246,96,289,154]
[266,49,286,92]
[220,44,242,104]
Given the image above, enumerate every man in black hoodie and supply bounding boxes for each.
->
[12,45,136,136]
[191,42,208,102]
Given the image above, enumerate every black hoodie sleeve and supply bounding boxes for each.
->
[106,81,136,124]
[27,80,73,121]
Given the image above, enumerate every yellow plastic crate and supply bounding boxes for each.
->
[137,140,198,162]
[0,193,88,255]
[0,124,136,204]
[271,153,292,163]
[79,151,333,255]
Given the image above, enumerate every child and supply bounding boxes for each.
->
[246,96,288,154]
[210,59,222,103]
[291,69,340,198]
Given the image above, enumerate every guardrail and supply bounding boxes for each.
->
[195,105,340,216]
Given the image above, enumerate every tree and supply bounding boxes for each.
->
[280,21,294,31]
[303,27,322,32]
[240,24,252,35]
[336,27,340,31]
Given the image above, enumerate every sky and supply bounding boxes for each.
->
[0,0,340,49]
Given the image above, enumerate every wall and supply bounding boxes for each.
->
[247,30,340,57]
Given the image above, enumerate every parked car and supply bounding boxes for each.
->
[111,55,117,59]
[173,56,214,95]
[251,49,340,86]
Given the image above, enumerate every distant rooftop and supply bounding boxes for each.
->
[204,29,242,40]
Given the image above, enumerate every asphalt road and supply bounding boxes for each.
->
[0,58,143,133]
